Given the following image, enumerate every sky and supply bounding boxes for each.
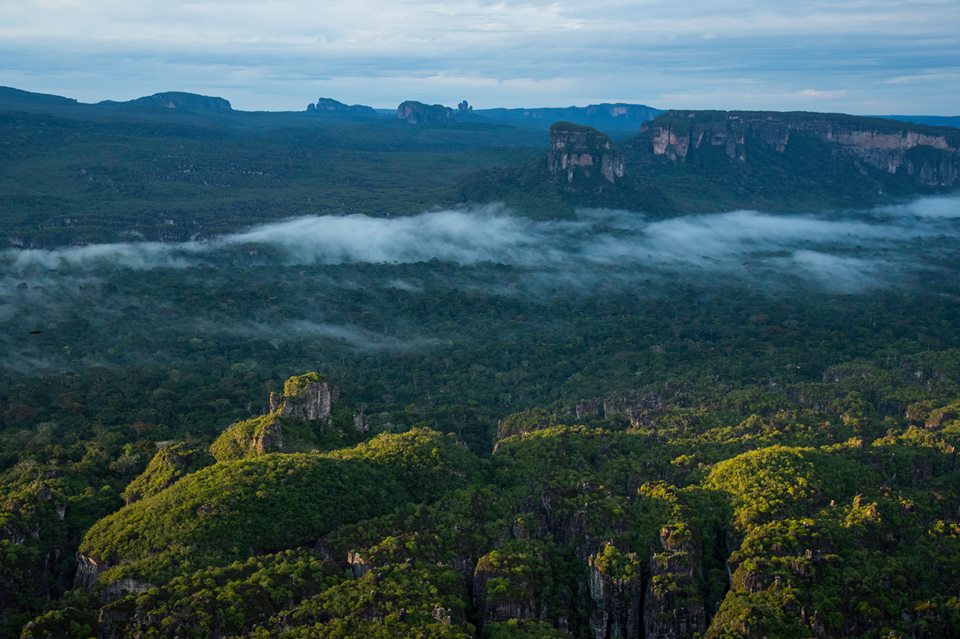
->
[1,0,958,114]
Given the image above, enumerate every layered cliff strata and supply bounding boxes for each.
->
[641,110,960,186]
[548,122,625,185]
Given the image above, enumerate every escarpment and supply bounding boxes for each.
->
[639,110,960,187]
[472,109,960,214]
[307,97,376,115]
[548,122,625,185]
[397,100,455,124]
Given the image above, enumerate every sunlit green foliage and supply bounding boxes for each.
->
[80,429,478,585]
[121,442,212,504]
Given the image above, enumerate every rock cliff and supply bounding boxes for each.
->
[209,373,341,462]
[548,122,624,185]
[307,97,377,116]
[643,524,707,639]
[397,100,455,124]
[276,372,340,421]
[640,110,960,187]
[586,544,644,639]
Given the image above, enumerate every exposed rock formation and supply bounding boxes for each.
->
[473,543,551,627]
[74,553,105,589]
[210,373,341,461]
[575,399,604,421]
[277,372,340,421]
[641,110,960,186]
[397,100,454,124]
[307,97,377,116]
[252,417,284,455]
[347,550,373,577]
[643,524,707,639]
[548,122,624,185]
[586,545,643,639]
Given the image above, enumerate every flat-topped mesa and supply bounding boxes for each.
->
[126,91,233,112]
[397,100,454,124]
[548,122,625,184]
[271,371,340,421]
[307,97,376,116]
[641,110,960,186]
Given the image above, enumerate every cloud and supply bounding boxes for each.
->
[222,205,581,266]
[2,242,199,271]
[192,318,440,352]
[873,195,960,218]
[1,195,957,373]
[1,0,959,112]
[3,195,958,295]
[798,89,849,99]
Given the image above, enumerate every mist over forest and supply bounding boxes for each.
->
[3,74,960,637]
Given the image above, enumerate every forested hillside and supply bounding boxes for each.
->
[2,90,960,638]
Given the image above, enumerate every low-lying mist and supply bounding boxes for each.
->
[1,194,957,373]
[4,195,958,293]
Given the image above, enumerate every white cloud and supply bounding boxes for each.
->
[3,195,958,294]
[798,89,849,98]
[1,0,958,111]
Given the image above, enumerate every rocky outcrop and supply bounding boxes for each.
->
[277,372,340,421]
[74,553,105,589]
[548,122,624,184]
[575,399,604,421]
[252,417,284,455]
[397,100,454,124]
[640,110,960,187]
[210,373,347,462]
[473,543,551,627]
[347,550,373,577]
[307,97,377,116]
[586,545,643,639]
[643,525,707,639]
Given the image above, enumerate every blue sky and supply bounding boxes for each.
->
[1,0,958,114]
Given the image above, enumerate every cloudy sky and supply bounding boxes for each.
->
[1,0,958,113]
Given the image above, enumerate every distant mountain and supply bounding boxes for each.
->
[474,103,664,132]
[462,109,960,214]
[98,91,233,112]
[392,100,664,132]
[307,97,377,116]
[0,86,79,108]
[396,100,456,124]
[880,115,960,130]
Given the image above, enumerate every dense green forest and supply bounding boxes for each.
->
[2,93,960,637]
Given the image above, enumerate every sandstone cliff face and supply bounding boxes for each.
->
[643,525,707,639]
[586,547,643,639]
[548,123,625,185]
[397,100,454,124]
[211,373,342,461]
[641,111,960,186]
[277,373,340,421]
